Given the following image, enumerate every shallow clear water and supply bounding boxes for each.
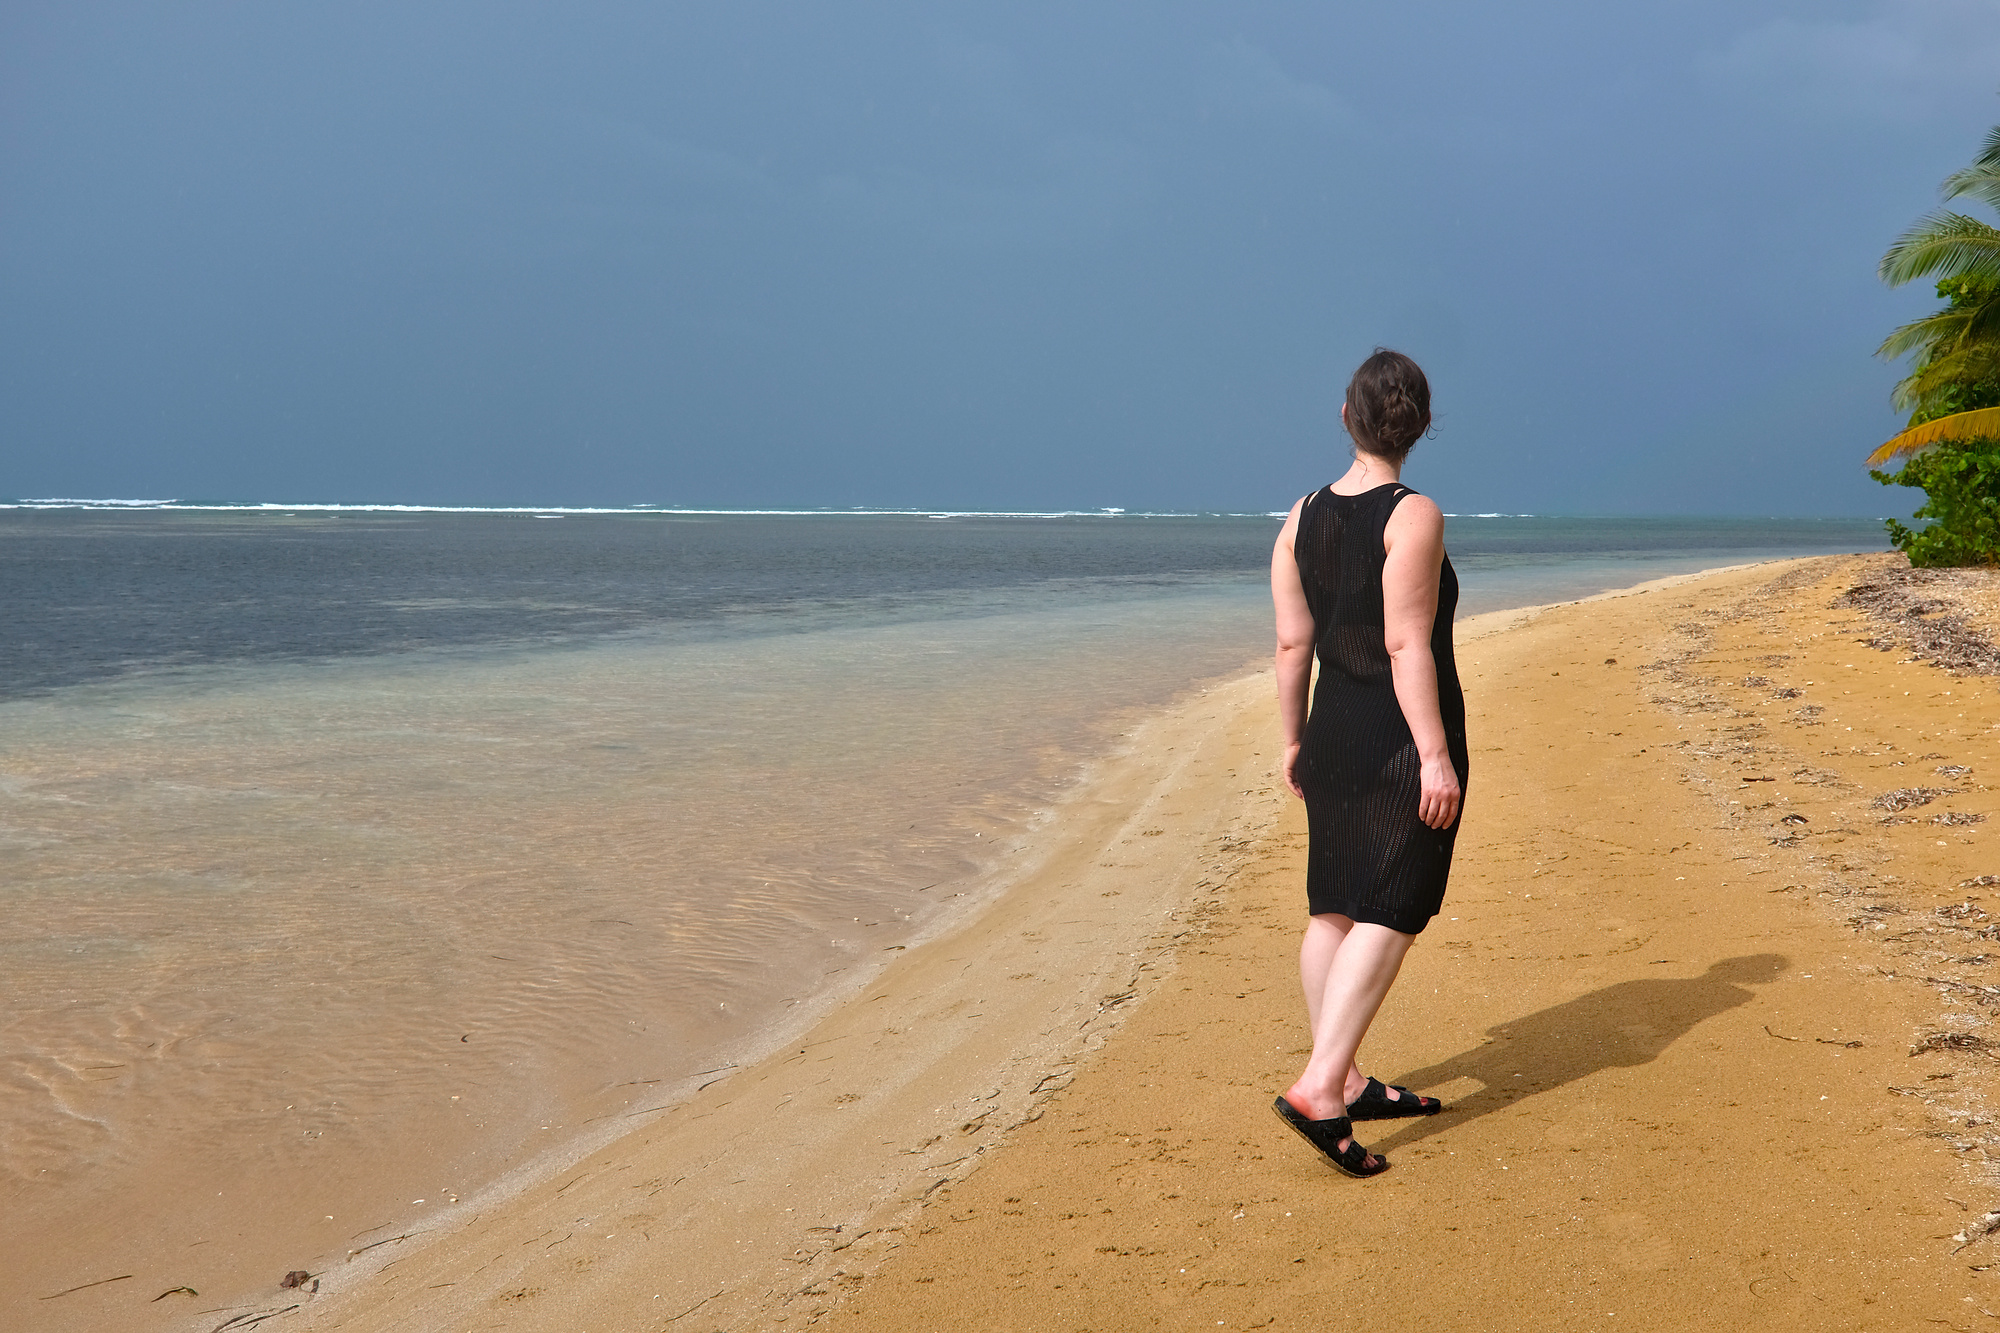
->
[0,573,1276,1285]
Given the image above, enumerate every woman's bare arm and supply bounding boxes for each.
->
[1271,497,1315,799]
[1380,495,1461,830]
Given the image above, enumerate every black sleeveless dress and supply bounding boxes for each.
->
[1291,483,1468,934]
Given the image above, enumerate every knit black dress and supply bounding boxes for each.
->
[1291,483,1468,934]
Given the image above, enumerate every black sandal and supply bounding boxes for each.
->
[1271,1096,1389,1177]
[1346,1076,1442,1120]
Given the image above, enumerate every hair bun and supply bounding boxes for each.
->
[1344,349,1432,462]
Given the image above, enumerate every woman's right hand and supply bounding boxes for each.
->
[1281,742,1304,800]
[1417,754,1461,830]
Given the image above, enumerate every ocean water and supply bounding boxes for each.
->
[0,507,1888,1312]
[1,508,1890,697]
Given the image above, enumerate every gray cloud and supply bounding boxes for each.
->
[1700,0,2000,122]
[1208,37,1359,133]
[809,132,1149,252]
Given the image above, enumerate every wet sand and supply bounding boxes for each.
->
[34,554,2000,1332]
[1,587,1271,1333]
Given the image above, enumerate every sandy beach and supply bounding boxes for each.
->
[34,552,2000,1333]
[823,553,2000,1332]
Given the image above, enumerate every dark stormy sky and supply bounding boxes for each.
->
[5,2,2000,514]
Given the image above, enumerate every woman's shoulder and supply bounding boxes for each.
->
[1386,485,1441,518]
[1383,488,1444,545]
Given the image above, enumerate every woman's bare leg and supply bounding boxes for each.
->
[1298,913,1364,1099]
[1284,919,1417,1156]
[1301,914,1428,1108]
[1297,912,1350,1028]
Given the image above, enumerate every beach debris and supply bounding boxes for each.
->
[39,1274,133,1300]
[1793,705,1825,724]
[1940,902,1991,922]
[1937,765,1974,778]
[1850,903,1905,930]
[1936,811,1988,826]
[1780,813,1810,825]
[1772,686,1804,699]
[152,1287,199,1301]
[1925,977,2000,1007]
[1030,1070,1073,1096]
[1763,1025,1803,1042]
[662,1288,727,1323]
[1911,1031,2000,1058]
[1872,787,1955,811]
[345,1230,420,1260]
[1954,1212,2000,1253]
[280,1271,313,1289]
[1095,988,1136,1013]
[1967,876,2000,888]
[1837,566,2000,676]
[209,1306,301,1332]
[1742,674,1771,687]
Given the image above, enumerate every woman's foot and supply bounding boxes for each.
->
[1346,1075,1443,1120]
[1272,1096,1388,1177]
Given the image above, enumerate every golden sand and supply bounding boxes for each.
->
[826,554,2000,1332]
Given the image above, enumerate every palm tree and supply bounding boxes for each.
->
[1871,126,2000,464]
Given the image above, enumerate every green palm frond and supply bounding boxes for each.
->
[1868,405,2000,465]
[1876,305,1976,362]
[1878,212,2000,287]
[1890,342,2000,415]
[1955,293,2000,354]
[1941,125,2000,213]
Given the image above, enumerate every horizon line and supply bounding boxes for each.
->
[7,498,1282,519]
[1,499,1895,522]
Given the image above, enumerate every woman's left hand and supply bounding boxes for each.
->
[1417,754,1461,830]
[1281,742,1305,799]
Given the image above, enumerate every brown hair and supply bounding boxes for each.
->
[1343,348,1431,463]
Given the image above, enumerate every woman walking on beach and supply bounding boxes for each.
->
[1270,349,1467,1177]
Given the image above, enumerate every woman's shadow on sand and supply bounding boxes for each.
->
[1372,953,1789,1149]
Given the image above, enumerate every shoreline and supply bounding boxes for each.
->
[111,663,1292,1333]
[2,572,1272,1333]
[30,551,1991,1331]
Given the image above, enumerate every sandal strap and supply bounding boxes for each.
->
[1360,1077,1437,1109]
[1326,1119,1379,1172]
[1380,1081,1439,1109]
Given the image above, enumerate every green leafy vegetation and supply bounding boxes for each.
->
[1871,126,2000,564]
[1870,437,2000,567]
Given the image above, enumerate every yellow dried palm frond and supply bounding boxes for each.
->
[1867,405,2000,465]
